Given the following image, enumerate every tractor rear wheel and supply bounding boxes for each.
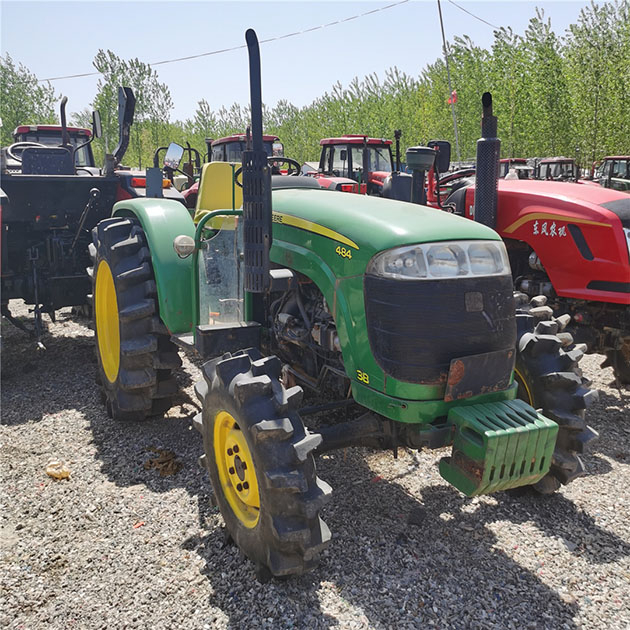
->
[514,294,598,494]
[89,217,181,421]
[194,349,332,579]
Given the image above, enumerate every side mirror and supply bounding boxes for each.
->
[340,149,347,162]
[427,140,451,174]
[163,142,184,170]
[92,110,102,139]
[272,141,284,157]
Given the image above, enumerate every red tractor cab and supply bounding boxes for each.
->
[208,133,283,162]
[499,158,533,180]
[598,156,630,192]
[534,156,598,186]
[13,125,98,174]
[183,134,289,209]
[312,135,394,195]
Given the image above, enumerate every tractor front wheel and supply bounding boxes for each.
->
[514,294,598,494]
[195,349,332,579]
[89,217,181,421]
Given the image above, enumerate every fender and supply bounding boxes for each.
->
[112,197,195,334]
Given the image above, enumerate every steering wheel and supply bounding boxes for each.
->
[234,156,302,188]
[7,142,48,162]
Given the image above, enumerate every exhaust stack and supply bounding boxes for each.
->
[59,97,70,148]
[474,92,500,228]
[242,28,272,293]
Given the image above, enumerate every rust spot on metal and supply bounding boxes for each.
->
[453,450,484,481]
[450,360,465,386]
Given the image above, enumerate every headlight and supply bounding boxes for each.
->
[367,240,510,280]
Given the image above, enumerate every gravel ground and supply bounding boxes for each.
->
[1,300,629,630]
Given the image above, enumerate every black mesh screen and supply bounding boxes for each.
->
[364,274,516,384]
[242,149,272,293]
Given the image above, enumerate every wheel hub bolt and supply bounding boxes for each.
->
[233,445,240,453]
[227,448,233,456]
[229,467,235,475]
[243,482,249,490]
[236,483,243,492]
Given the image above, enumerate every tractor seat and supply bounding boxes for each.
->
[194,161,242,227]
[21,147,74,175]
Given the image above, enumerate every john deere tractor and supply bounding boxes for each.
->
[91,30,596,579]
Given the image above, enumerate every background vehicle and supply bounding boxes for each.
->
[12,124,99,174]
[499,158,533,179]
[91,31,595,580]
[182,133,285,209]
[1,89,183,340]
[311,135,394,195]
[422,145,630,383]
[1,96,119,338]
[533,156,599,186]
[598,156,630,192]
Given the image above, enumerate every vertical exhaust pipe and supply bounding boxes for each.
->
[243,28,272,293]
[474,92,500,228]
[394,129,402,172]
[60,96,70,148]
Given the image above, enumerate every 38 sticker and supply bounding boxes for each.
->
[356,370,370,384]
[335,245,352,259]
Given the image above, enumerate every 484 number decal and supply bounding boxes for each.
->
[335,245,352,259]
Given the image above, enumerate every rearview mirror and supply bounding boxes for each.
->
[427,140,451,174]
[92,110,102,139]
[339,149,347,162]
[163,142,184,170]
[272,141,284,157]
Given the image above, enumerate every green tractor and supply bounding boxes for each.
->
[90,30,596,579]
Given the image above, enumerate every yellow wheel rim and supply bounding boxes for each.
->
[514,367,534,406]
[214,411,260,528]
[95,260,120,383]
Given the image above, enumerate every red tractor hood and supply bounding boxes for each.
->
[465,180,630,304]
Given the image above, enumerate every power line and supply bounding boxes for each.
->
[446,0,499,30]
[39,0,410,83]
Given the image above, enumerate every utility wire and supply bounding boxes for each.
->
[40,0,410,82]
[446,0,499,30]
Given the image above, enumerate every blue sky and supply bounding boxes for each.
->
[1,1,593,122]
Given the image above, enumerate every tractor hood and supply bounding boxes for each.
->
[271,187,500,259]
[494,180,630,231]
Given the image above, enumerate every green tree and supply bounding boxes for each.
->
[0,54,57,145]
[91,50,173,167]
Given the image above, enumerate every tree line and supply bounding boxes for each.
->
[1,1,628,170]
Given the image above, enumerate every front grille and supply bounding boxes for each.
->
[364,274,516,384]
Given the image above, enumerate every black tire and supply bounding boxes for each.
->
[89,217,181,421]
[514,293,598,494]
[194,349,332,578]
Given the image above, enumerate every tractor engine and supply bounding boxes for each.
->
[270,281,347,397]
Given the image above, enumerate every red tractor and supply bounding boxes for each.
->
[310,135,395,195]
[499,158,533,179]
[597,156,630,192]
[182,133,289,209]
[385,100,630,383]
[534,156,599,186]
